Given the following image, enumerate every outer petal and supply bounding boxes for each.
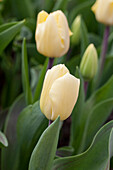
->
[49,73,80,120]
[40,64,69,119]
[52,10,70,55]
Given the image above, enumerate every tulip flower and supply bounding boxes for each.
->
[80,44,98,81]
[91,0,113,25]
[40,64,80,121]
[35,10,72,58]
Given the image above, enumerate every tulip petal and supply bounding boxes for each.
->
[37,10,48,24]
[91,0,98,14]
[36,14,67,57]
[40,65,69,120]
[52,10,70,51]
[92,0,113,25]
[49,73,80,120]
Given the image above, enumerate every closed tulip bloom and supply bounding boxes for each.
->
[92,0,113,25]
[80,44,98,81]
[40,64,80,121]
[35,10,72,58]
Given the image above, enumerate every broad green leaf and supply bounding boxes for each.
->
[33,58,48,103]
[17,101,48,170]
[1,94,25,170]
[29,117,60,170]
[0,21,18,33]
[0,131,8,148]
[0,20,25,54]
[73,75,113,154]
[53,121,113,170]
[22,38,33,105]
[70,68,85,154]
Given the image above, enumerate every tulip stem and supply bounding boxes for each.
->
[97,25,110,85]
[84,81,88,97]
[47,58,54,70]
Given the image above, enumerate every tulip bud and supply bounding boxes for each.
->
[71,15,81,45]
[91,0,113,26]
[80,44,98,81]
[35,10,72,58]
[40,64,80,121]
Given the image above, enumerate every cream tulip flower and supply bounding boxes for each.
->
[35,10,72,58]
[40,64,80,121]
[92,0,113,25]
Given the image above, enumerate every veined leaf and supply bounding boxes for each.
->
[33,58,48,103]
[0,20,25,54]
[0,21,18,33]
[1,94,25,170]
[72,75,113,154]
[22,38,33,105]
[17,101,48,170]
[29,117,60,170]
[53,121,113,170]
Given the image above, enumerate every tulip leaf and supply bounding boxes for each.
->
[22,38,33,105]
[1,94,26,170]
[70,1,94,24]
[0,20,25,54]
[17,101,48,170]
[0,131,8,148]
[27,43,46,64]
[53,120,113,170]
[80,18,89,56]
[29,116,60,170]
[0,21,18,33]
[71,75,113,154]
[33,58,48,103]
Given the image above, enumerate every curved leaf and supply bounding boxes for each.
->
[22,38,33,105]
[71,75,113,154]
[0,20,25,54]
[1,94,25,170]
[29,117,60,170]
[17,101,48,170]
[53,120,113,170]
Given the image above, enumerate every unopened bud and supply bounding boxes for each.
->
[80,44,98,81]
[71,15,81,45]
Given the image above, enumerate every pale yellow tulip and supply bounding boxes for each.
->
[40,64,80,121]
[35,10,72,58]
[92,0,113,25]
